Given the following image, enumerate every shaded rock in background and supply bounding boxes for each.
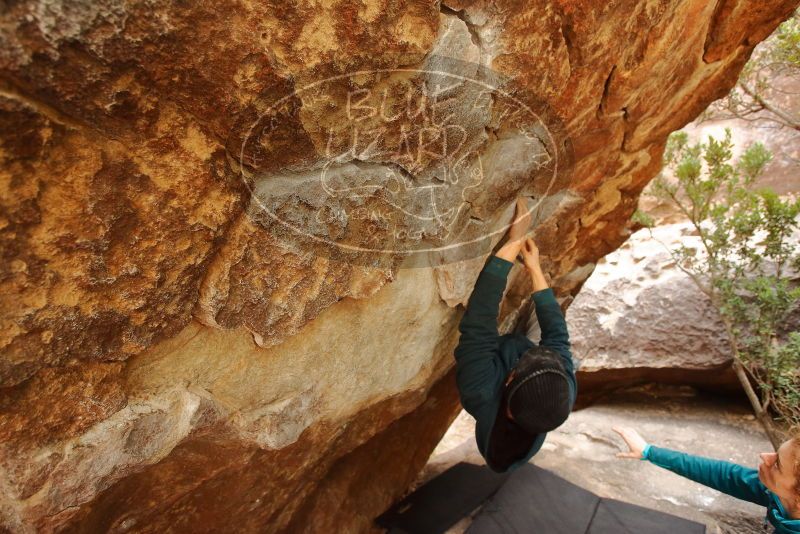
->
[570,223,741,402]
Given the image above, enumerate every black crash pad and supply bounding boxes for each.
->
[467,463,706,534]
[375,462,510,534]
[376,462,706,534]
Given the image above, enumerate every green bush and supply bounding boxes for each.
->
[645,128,800,446]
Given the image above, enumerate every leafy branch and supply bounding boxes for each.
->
[641,128,800,448]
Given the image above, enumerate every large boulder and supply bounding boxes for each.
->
[1,0,798,531]
[570,223,741,402]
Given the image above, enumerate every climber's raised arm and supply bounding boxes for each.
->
[612,426,773,507]
[521,237,575,378]
[453,199,530,417]
[521,238,548,292]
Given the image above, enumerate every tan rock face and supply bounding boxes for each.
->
[1,0,797,531]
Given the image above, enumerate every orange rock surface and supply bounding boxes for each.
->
[1,0,797,531]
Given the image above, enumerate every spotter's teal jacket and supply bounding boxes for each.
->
[453,255,577,472]
[643,445,800,533]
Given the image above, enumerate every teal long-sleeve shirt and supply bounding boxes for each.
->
[453,255,577,472]
[643,445,800,533]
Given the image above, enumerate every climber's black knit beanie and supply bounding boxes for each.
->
[505,347,571,435]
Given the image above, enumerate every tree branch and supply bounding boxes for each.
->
[739,81,800,131]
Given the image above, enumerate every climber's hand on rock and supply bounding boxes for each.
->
[522,238,549,291]
[507,197,531,243]
[496,198,532,263]
[521,238,540,271]
[612,426,648,459]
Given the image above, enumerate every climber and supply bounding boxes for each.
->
[613,426,800,533]
[453,197,578,473]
